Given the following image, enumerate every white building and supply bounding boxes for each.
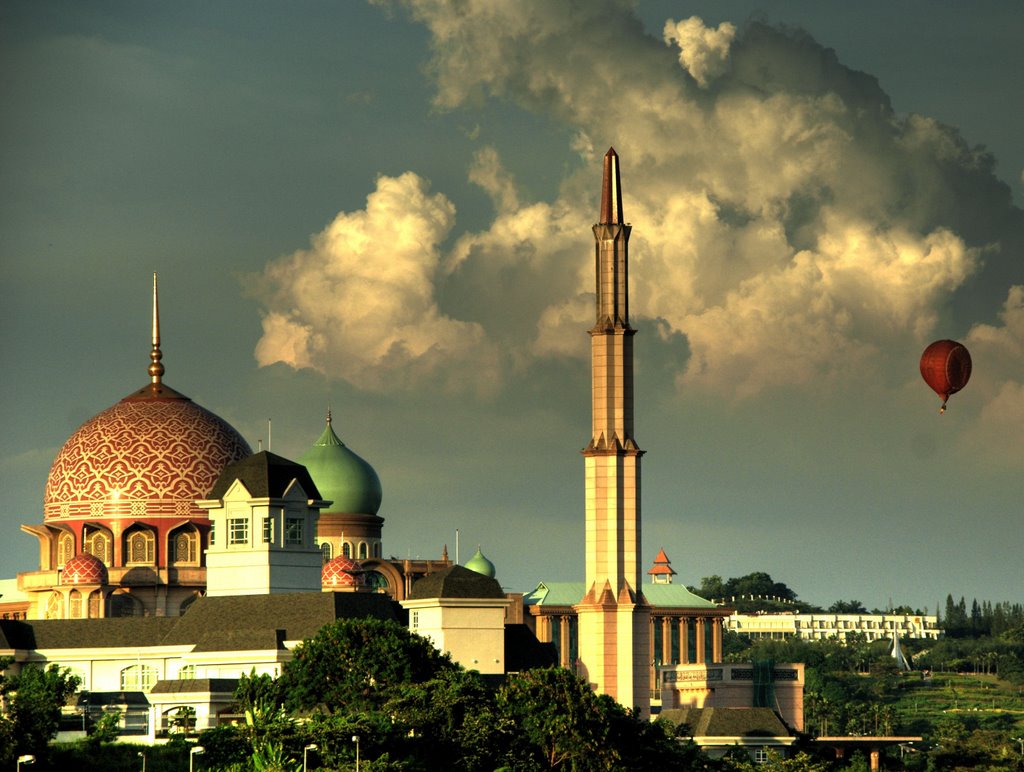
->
[726,612,939,641]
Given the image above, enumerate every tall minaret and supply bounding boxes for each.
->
[574,148,650,715]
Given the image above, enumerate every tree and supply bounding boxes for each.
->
[828,600,868,614]
[279,618,455,713]
[0,661,81,765]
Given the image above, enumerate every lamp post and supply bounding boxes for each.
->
[17,756,36,772]
[303,743,317,772]
[189,745,205,772]
[138,750,146,772]
[352,735,360,772]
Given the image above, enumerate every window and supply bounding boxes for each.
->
[172,531,197,564]
[342,542,352,558]
[358,542,368,559]
[88,591,101,618]
[110,593,140,617]
[373,543,381,558]
[285,517,303,546]
[228,518,249,546]
[263,516,274,544]
[753,748,769,764]
[120,664,158,692]
[84,531,112,564]
[69,589,82,618]
[320,542,332,563]
[411,611,419,629]
[208,521,215,547]
[127,531,155,564]
[57,532,75,567]
[179,665,196,680]
[46,591,64,619]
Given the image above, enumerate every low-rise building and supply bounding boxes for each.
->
[726,612,939,641]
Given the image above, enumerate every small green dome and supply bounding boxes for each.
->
[464,546,496,579]
[298,415,382,515]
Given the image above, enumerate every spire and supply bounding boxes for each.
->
[148,272,164,385]
[600,147,624,225]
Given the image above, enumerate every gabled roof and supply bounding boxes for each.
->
[643,584,717,609]
[150,678,239,695]
[661,707,793,739]
[0,592,401,655]
[522,582,585,607]
[207,451,322,501]
[409,565,505,600]
[523,581,717,610]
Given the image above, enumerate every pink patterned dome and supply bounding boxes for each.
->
[44,386,251,522]
[62,553,108,585]
[322,555,366,588]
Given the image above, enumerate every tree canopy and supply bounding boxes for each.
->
[278,617,456,713]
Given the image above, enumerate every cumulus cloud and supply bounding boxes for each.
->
[262,0,1019,401]
[663,16,736,88]
[253,172,499,393]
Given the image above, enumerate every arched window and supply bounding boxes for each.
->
[120,664,157,691]
[84,530,112,565]
[320,542,332,564]
[171,530,198,565]
[342,542,352,558]
[46,591,64,619]
[69,589,82,618]
[57,532,75,567]
[179,593,199,615]
[127,530,155,564]
[373,542,381,558]
[110,593,140,618]
[358,542,368,560]
[88,591,102,619]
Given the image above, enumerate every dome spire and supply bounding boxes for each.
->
[148,272,164,386]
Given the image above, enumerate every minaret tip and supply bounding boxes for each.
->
[148,273,164,385]
[600,147,624,224]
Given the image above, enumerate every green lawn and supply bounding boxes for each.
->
[890,673,1024,736]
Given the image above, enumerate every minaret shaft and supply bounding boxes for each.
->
[576,148,649,715]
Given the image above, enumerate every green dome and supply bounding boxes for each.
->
[464,546,496,579]
[298,416,382,515]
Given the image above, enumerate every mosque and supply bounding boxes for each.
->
[0,150,802,744]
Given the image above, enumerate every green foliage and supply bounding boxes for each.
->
[87,709,122,746]
[0,661,81,765]
[721,749,831,771]
[236,669,285,730]
[828,600,868,614]
[252,740,302,772]
[279,617,455,713]
[49,742,191,772]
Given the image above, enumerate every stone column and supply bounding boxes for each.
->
[559,616,571,668]
[661,617,672,664]
[679,618,690,664]
[695,618,706,663]
[712,617,723,662]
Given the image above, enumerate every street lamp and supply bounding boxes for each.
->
[138,750,146,772]
[303,743,317,772]
[17,756,36,772]
[352,735,360,772]
[189,745,205,772]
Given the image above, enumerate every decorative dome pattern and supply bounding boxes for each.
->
[322,555,366,588]
[45,396,251,521]
[62,553,108,585]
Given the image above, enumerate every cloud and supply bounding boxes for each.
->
[268,0,1020,402]
[663,16,736,88]
[253,172,499,393]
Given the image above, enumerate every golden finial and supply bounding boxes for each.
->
[148,272,164,385]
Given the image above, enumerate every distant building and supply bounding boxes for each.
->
[726,612,939,641]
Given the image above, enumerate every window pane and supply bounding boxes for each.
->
[228,518,249,545]
[285,518,303,546]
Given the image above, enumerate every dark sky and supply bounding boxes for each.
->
[2,0,1022,610]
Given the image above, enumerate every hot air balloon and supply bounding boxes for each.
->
[920,339,972,414]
